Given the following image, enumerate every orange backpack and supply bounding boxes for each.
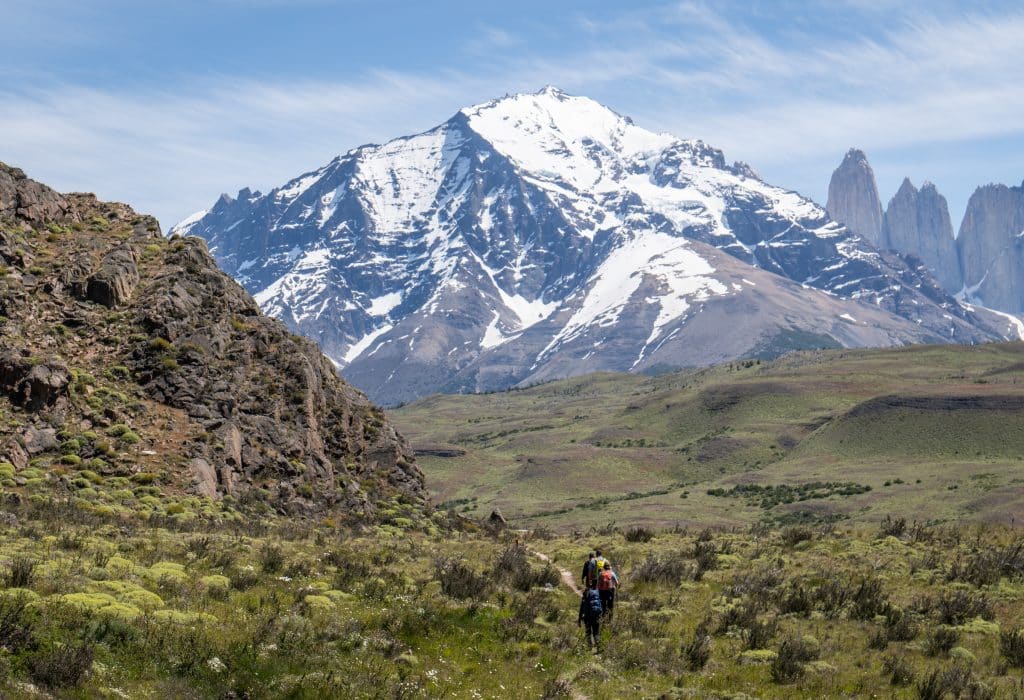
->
[598,569,614,590]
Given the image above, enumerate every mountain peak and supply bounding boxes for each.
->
[827,148,884,245]
[843,147,870,164]
[536,84,568,97]
[895,177,918,197]
[173,93,1009,404]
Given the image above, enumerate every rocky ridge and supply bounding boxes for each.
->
[826,150,1024,318]
[0,163,425,521]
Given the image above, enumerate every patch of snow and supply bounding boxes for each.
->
[981,307,1024,340]
[276,170,324,200]
[367,291,403,317]
[538,230,728,365]
[171,209,208,236]
[343,324,393,364]
[839,313,857,323]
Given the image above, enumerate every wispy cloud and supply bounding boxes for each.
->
[1,2,1020,227]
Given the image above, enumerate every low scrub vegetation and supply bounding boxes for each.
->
[0,504,1024,697]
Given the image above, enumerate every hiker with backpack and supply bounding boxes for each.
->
[578,583,603,649]
[597,561,619,619]
[581,551,597,589]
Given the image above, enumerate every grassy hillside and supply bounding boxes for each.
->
[393,343,1024,529]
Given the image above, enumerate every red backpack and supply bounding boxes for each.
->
[598,569,615,590]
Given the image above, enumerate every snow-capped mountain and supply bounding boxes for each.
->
[174,87,1014,404]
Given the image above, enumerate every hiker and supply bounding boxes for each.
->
[581,551,597,589]
[597,561,619,619]
[577,583,603,649]
[595,548,611,574]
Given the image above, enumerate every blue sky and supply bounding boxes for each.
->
[2,0,1021,229]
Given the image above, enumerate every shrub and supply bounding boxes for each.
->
[434,558,490,600]
[934,589,993,625]
[1000,628,1024,668]
[882,654,914,686]
[884,607,918,642]
[781,525,814,547]
[630,553,693,585]
[716,600,759,635]
[0,593,36,653]
[4,555,36,588]
[730,567,783,603]
[849,576,890,620]
[915,664,993,700]
[879,515,907,538]
[541,679,573,699]
[948,552,1001,587]
[624,526,655,543]
[777,583,812,616]
[28,643,94,688]
[693,540,717,580]
[741,616,778,650]
[926,626,960,656]
[683,619,712,671]
[259,543,285,573]
[770,636,817,684]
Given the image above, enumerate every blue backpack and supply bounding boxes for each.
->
[585,589,603,617]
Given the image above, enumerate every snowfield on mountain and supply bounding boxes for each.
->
[175,87,1016,405]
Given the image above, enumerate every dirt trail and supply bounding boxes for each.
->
[528,549,589,700]
[530,549,581,595]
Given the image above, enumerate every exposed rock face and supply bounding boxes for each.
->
[0,352,71,412]
[0,164,426,520]
[86,245,140,308]
[827,148,884,246]
[129,237,424,515]
[0,163,72,224]
[957,183,1024,312]
[882,179,962,293]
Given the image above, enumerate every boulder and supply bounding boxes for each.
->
[86,245,139,308]
[22,426,58,455]
[189,458,219,500]
[0,352,71,411]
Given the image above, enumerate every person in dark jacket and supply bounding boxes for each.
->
[581,551,597,589]
[578,584,603,649]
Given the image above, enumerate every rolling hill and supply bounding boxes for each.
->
[393,341,1024,529]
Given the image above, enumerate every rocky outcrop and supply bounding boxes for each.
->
[882,179,962,293]
[127,236,424,515]
[0,351,71,412]
[0,164,427,520]
[957,183,1024,313]
[0,163,72,224]
[827,148,884,247]
[86,245,140,308]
